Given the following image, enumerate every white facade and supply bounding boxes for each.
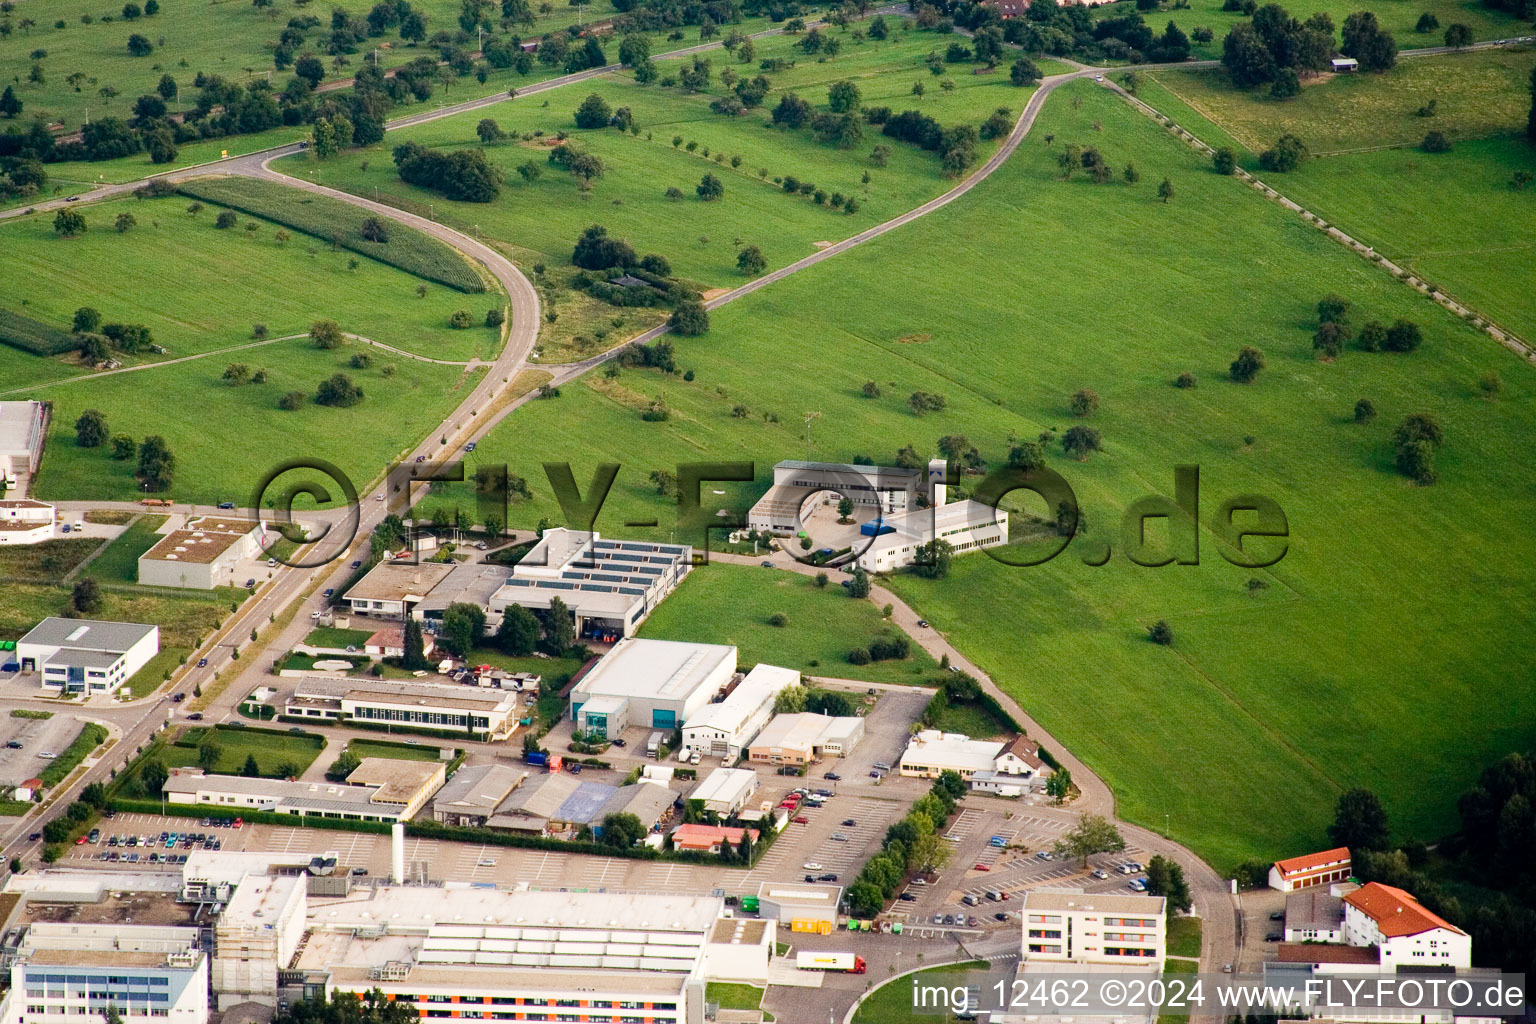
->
[1021,890,1166,967]
[18,617,159,695]
[680,664,797,761]
[746,713,866,766]
[285,676,520,740]
[854,498,1010,572]
[1342,883,1470,968]
[748,460,928,535]
[0,400,47,484]
[213,873,306,1009]
[899,730,1005,780]
[690,768,760,816]
[11,923,208,1024]
[0,499,54,545]
[571,637,735,736]
[489,529,694,641]
[1269,847,1352,892]
[162,767,438,824]
[137,516,270,590]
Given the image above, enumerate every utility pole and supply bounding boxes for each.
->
[802,411,821,453]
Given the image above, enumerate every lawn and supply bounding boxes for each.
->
[345,738,451,762]
[0,194,503,365]
[0,581,233,648]
[40,723,108,786]
[1148,48,1536,155]
[304,626,376,649]
[927,696,1012,739]
[851,962,990,1024]
[1167,915,1203,959]
[705,983,765,1013]
[638,564,941,684]
[273,28,1044,296]
[19,336,486,506]
[0,536,101,581]
[447,79,1536,870]
[83,514,165,583]
[169,723,325,777]
[1091,0,1528,60]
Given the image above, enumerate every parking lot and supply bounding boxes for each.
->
[1,711,92,784]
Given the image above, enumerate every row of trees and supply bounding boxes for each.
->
[846,770,967,917]
[392,140,502,201]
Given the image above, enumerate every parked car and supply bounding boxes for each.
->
[1091,868,1109,880]
[824,772,840,781]
[172,692,186,703]
[245,578,256,588]
[1269,911,1285,921]
[818,873,838,882]
[916,619,929,627]
[217,501,235,510]
[1265,932,1283,942]
[1036,850,1053,860]
[841,818,857,827]
[831,833,849,842]
[1128,879,1147,892]
[803,862,822,871]
[994,912,1010,922]
[611,738,626,747]
[197,657,208,668]
[793,816,809,824]
[760,560,773,568]
[804,875,817,883]
[187,712,203,721]
[4,740,20,749]
[962,894,979,907]
[974,863,990,872]
[899,893,918,902]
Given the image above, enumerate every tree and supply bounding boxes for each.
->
[215,210,238,230]
[1329,787,1390,851]
[111,434,136,460]
[0,85,21,119]
[140,759,168,796]
[1148,620,1173,645]
[543,595,575,654]
[326,749,362,781]
[1415,12,1439,32]
[1354,397,1376,423]
[772,92,812,128]
[618,32,649,67]
[1259,133,1308,172]
[242,754,261,777]
[808,690,855,716]
[126,33,153,55]
[1422,130,1451,153]
[1069,388,1099,417]
[696,173,724,200]
[847,880,884,918]
[1341,11,1395,71]
[75,408,108,447]
[197,738,222,770]
[475,117,503,144]
[669,301,709,336]
[54,208,86,237]
[440,602,487,658]
[1442,23,1471,48]
[574,92,611,128]
[1314,321,1352,359]
[315,373,364,407]
[1357,321,1387,352]
[836,495,855,522]
[136,434,175,490]
[1229,345,1265,383]
[1156,177,1175,203]
[736,245,766,276]
[402,616,428,670]
[71,576,101,614]
[279,391,306,411]
[828,80,861,113]
[912,538,953,579]
[1061,425,1102,460]
[907,391,946,415]
[1045,768,1072,804]
[360,217,389,243]
[1053,813,1126,867]
[311,319,345,349]
[1145,854,1192,912]
[73,307,103,334]
[497,605,540,656]
[599,812,647,848]
[1318,293,1351,325]
[1384,319,1423,352]
[571,224,636,270]
[1212,147,1237,174]
[113,211,137,233]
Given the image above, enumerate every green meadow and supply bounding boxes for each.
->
[421,80,1536,868]
[274,28,1045,288]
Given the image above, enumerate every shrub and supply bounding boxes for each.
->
[1421,130,1451,153]
[847,647,871,665]
[279,390,306,411]
[214,210,237,229]
[449,310,475,329]
[485,308,505,328]
[1175,371,1196,389]
[768,612,788,627]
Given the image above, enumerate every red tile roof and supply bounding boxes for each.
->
[1344,883,1465,938]
[1274,846,1351,878]
[1277,943,1379,965]
[671,823,760,850]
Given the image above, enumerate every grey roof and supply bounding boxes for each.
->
[1285,890,1344,931]
[493,772,582,820]
[556,781,618,824]
[21,617,157,653]
[434,764,527,815]
[416,562,512,616]
[597,782,674,828]
[47,649,124,669]
[776,460,920,479]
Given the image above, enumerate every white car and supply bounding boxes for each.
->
[38,751,57,759]
[803,862,822,871]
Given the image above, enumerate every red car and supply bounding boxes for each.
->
[973,863,990,871]
[75,836,87,845]
[793,815,809,824]
[232,817,243,828]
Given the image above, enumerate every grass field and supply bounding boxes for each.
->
[274,29,1044,291]
[0,580,232,648]
[1167,915,1202,958]
[638,564,941,684]
[705,984,765,1013]
[927,696,1012,739]
[0,194,502,366]
[344,738,450,762]
[1148,48,1536,155]
[0,536,101,580]
[444,80,1536,869]
[0,0,637,134]
[1092,0,1527,60]
[40,723,108,786]
[304,626,375,648]
[83,515,165,583]
[170,723,324,776]
[851,962,989,1024]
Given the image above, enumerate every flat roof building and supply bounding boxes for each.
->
[899,729,1005,780]
[486,773,674,839]
[290,886,754,1024]
[854,498,1009,572]
[754,882,842,930]
[1021,889,1166,967]
[137,515,272,590]
[17,617,159,696]
[748,460,928,536]
[10,921,208,1024]
[0,400,48,485]
[431,763,527,827]
[489,529,693,642]
[571,637,736,736]
[343,561,457,621]
[746,712,865,766]
[213,873,306,1009]
[342,757,447,818]
[0,498,55,545]
[680,663,798,762]
[284,676,520,741]
[162,767,431,825]
[688,768,759,817]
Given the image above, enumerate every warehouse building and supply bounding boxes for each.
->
[343,561,457,621]
[430,764,528,827]
[747,460,932,535]
[284,676,521,740]
[680,663,798,761]
[755,882,843,933]
[212,873,306,1009]
[747,712,866,766]
[337,758,446,819]
[571,638,736,738]
[9,922,209,1024]
[489,529,693,642]
[899,730,1006,781]
[17,617,159,696]
[689,768,759,817]
[485,773,674,839]
[289,886,758,1024]
[0,498,55,545]
[0,400,48,489]
[137,516,272,590]
[853,497,1010,572]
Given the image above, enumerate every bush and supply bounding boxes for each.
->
[1421,130,1451,153]
[485,308,505,328]
[449,310,475,329]
[279,390,306,411]
[1212,147,1237,175]
[1148,620,1173,645]
[768,612,788,627]
[847,647,871,665]
[669,301,709,336]
[574,93,612,128]
[1384,319,1423,352]
[214,210,238,229]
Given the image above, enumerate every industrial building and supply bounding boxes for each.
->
[284,676,521,740]
[8,922,209,1024]
[688,768,759,817]
[212,873,306,1009]
[488,529,693,641]
[679,663,798,761]
[161,762,444,825]
[747,460,933,535]
[336,757,447,818]
[288,885,761,1024]
[0,400,47,489]
[430,763,528,826]
[136,515,273,590]
[343,560,457,621]
[754,882,843,933]
[746,712,865,766]
[0,498,55,545]
[17,617,159,696]
[1020,890,1166,966]
[571,638,736,738]
[853,498,1010,572]
[485,773,674,839]
[899,730,1006,780]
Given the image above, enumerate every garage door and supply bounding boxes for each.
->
[652,709,676,729]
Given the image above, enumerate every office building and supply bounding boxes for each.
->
[161,764,443,825]
[10,922,208,1024]
[679,664,798,762]
[747,460,931,535]
[17,617,159,696]
[746,713,865,766]
[285,676,521,740]
[0,498,55,545]
[899,730,1005,781]
[1020,890,1166,966]
[0,400,47,486]
[571,638,735,737]
[1342,882,1470,968]
[1269,847,1353,892]
[344,561,457,621]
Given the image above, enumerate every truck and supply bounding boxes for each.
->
[646,731,664,758]
[795,952,866,974]
[739,895,759,914]
[525,751,548,768]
